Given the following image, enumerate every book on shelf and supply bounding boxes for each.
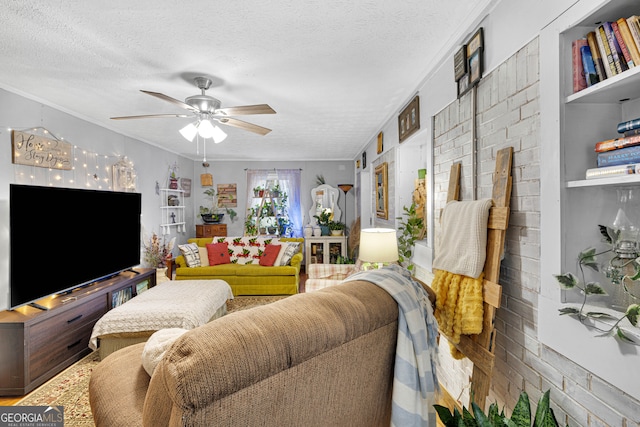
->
[572,38,588,92]
[580,46,599,86]
[595,134,640,152]
[586,31,606,82]
[596,25,617,77]
[603,22,628,73]
[616,18,640,67]
[611,20,635,68]
[597,144,640,167]
[617,117,640,133]
[586,163,640,179]
[628,16,640,53]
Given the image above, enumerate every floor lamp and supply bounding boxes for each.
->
[338,184,353,234]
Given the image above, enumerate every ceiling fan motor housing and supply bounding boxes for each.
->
[185,94,221,113]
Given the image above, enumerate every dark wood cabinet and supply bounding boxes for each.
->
[196,223,227,238]
[0,268,155,396]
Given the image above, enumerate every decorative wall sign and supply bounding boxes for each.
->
[377,132,384,154]
[398,95,420,143]
[454,45,467,81]
[217,183,237,207]
[356,160,361,169]
[375,162,388,219]
[362,151,367,169]
[181,178,192,197]
[11,130,72,170]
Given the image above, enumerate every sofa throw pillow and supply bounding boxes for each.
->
[206,242,231,266]
[278,242,301,266]
[178,243,201,267]
[259,244,281,266]
[142,328,189,376]
[198,247,210,267]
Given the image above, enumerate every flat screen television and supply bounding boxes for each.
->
[9,184,142,309]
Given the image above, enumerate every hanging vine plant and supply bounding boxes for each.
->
[554,225,640,344]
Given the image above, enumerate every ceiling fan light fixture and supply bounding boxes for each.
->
[179,122,198,141]
[198,119,215,139]
[211,125,227,144]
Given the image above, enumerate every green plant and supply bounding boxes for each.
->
[554,225,640,344]
[434,390,562,427]
[316,174,326,185]
[314,208,332,226]
[396,202,425,272]
[328,220,345,230]
[202,188,237,221]
[336,255,355,264]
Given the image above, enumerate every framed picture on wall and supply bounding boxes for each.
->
[467,27,484,86]
[375,162,388,219]
[362,151,367,169]
[398,95,420,143]
[377,132,383,154]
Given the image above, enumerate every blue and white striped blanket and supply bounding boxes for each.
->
[343,265,439,427]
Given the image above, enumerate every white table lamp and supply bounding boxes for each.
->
[359,228,398,268]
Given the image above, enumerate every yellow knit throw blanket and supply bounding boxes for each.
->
[432,269,484,359]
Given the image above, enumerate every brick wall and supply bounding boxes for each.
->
[432,37,640,426]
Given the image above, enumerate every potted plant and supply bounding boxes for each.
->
[328,220,345,236]
[168,164,179,189]
[200,189,237,224]
[435,389,562,427]
[253,186,264,197]
[314,208,333,236]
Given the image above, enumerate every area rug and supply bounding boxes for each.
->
[14,295,288,426]
[15,351,99,426]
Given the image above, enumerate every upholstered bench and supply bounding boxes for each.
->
[89,279,233,359]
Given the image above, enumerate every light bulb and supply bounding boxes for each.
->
[198,120,215,138]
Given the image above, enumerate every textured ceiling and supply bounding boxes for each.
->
[0,0,494,161]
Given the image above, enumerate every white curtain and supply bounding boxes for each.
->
[245,169,303,237]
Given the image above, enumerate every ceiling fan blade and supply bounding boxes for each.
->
[218,117,272,135]
[111,113,191,120]
[141,90,199,112]
[216,104,276,116]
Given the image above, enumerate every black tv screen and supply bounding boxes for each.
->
[10,184,142,309]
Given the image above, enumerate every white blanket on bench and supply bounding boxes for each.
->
[89,280,233,350]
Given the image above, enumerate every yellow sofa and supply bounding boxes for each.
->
[173,237,303,295]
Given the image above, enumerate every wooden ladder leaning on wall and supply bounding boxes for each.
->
[437,146,513,412]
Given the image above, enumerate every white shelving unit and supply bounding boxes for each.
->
[160,188,186,234]
[540,0,640,399]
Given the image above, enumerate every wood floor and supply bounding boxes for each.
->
[0,272,309,406]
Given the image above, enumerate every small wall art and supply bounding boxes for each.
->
[398,95,420,143]
[375,162,388,219]
[181,178,192,197]
[377,132,384,154]
[457,27,484,98]
[217,183,237,207]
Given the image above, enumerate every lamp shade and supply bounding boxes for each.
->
[211,125,227,144]
[359,228,398,263]
[198,119,216,138]
[179,122,198,142]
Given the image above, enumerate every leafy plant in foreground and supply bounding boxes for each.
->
[434,390,564,427]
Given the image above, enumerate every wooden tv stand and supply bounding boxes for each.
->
[0,268,156,396]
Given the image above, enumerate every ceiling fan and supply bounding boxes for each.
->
[111,76,276,137]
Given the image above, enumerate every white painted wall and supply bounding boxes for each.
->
[0,88,195,311]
